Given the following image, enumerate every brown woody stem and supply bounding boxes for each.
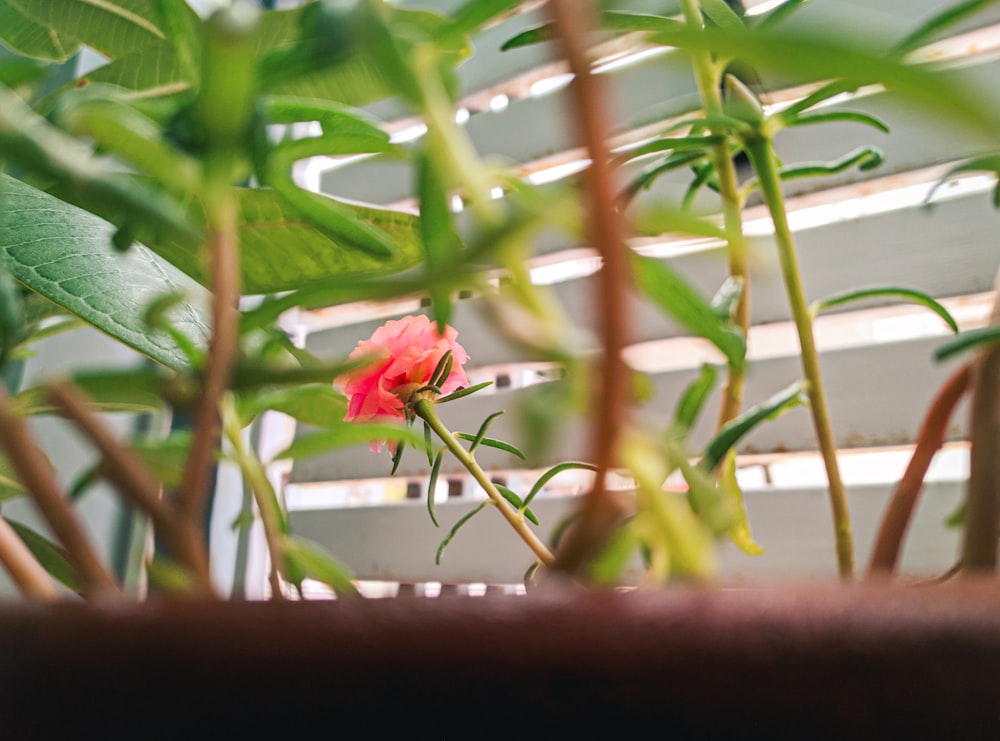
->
[47,382,215,596]
[0,385,120,597]
[548,0,631,575]
[0,515,59,600]
[867,364,971,578]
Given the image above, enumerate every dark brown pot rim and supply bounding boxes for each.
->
[2,582,999,738]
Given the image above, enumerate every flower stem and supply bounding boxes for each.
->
[680,0,751,430]
[0,516,59,600]
[413,399,556,568]
[746,136,854,579]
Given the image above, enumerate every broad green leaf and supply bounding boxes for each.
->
[4,517,81,592]
[811,286,959,333]
[934,325,1000,362]
[444,0,524,40]
[276,422,430,461]
[436,501,489,564]
[151,187,426,295]
[701,381,809,470]
[236,383,347,429]
[281,534,358,597]
[0,0,196,63]
[0,176,209,370]
[632,253,746,370]
[71,40,190,99]
[671,364,717,439]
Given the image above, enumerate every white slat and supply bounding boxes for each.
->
[291,333,971,481]
[305,187,1000,367]
[286,480,963,583]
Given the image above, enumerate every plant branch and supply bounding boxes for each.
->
[0,516,60,600]
[414,399,555,568]
[961,273,1000,573]
[548,0,631,575]
[222,398,287,600]
[746,137,854,579]
[0,385,120,597]
[47,381,215,596]
[867,364,971,578]
[680,0,751,430]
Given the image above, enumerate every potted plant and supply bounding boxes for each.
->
[0,0,998,735]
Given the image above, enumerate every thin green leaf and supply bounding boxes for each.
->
[0,452,26,502]
[621,150,710,207]
[500,23,553,51]
[523,461,599,509]
[390,438,407,476]
[418,153,461,329]
[587,524,640,585]
[752,0,810,31]
[934,325,1000,362]
[811,287,959,333]
[427,450,443,528]
[744,146,885,193]
[454,432,526,460]
[445,0,523,38]
[895,0,997,55]
[5,517,81,592]
[701,381,809,471]
[437,381,492,403]
[428,349,454,390]
[618,135,721,165]
[436,501,490,565]
[926,154,1000,208]
[631,204,728,240]
[14,369,166,416]
[281,534,359,598]
[523,559,541,590]
[710,276,745,321]
[423,421,434,468]
[700,0,746,32]
[235,384,347,430]
[632,253,746,370]
[495,484,539,526]
[467,411,504,453]
[783,110,890,134]
[720,450,764,555]
[672,364,718,440]
[276,423,429,461]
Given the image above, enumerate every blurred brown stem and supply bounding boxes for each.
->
[0,516,59,600]
[0,385,120,597]
[548,0,631,575]
[961,272,1000,573]
[867,364,971,578]
[47,382,216,596]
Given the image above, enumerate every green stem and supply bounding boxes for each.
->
[413,399,556,568]
[747,136,854,579]
[222,397,288,599]
[680,0,750,429]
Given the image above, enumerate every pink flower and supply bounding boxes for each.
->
[339,315,470,452]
